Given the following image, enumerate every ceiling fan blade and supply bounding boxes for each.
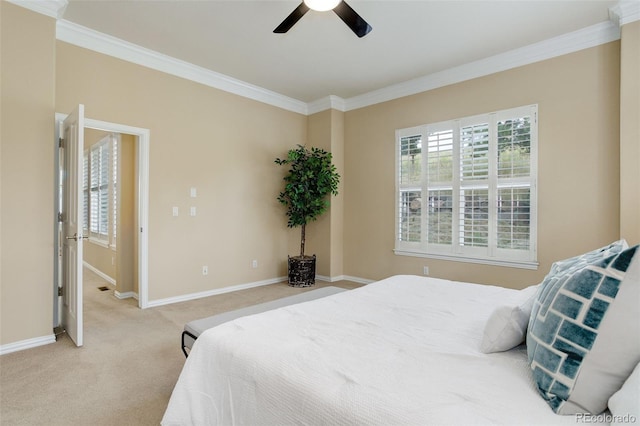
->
[333,0,372,38]
[274,2,310,33]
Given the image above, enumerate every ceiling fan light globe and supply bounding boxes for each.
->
[303,0,341,12]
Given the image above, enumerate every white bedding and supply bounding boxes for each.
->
[162,275,609,425]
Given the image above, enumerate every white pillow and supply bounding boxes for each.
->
[480,285,539,353]
[608,362,640,424]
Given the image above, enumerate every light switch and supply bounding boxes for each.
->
[172,206,179,217]
[190,187,197,198]
[190,206,196,216]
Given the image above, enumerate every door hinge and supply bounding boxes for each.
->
[58,286,64,297]
[59,137,64,148]
[58,212,64,222]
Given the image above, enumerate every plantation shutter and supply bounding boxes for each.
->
[89,139,110,241]
[89,147,99,235]
[426,127,454,245]
[83,151,89,232]
[397,129,423,244]
[459,122,490,248]
[394,104,537,268]
[99,142,110,236]
[112,136,118,247]
[496,111,534,252]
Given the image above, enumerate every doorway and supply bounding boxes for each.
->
[54,112,150,343]
[82,130,136,300]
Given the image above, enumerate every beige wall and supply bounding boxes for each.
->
[116,133,137,295]
[0,2,634,349]
[619,20,640,245]
[329,109,345,278]
[55,41,307,301]
[305,110,332,275]
[344,42,621,289]
[1,2,56,345]
[304,109,346,278]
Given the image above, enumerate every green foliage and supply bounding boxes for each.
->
[275,145,340,229]
[498,146,530,176]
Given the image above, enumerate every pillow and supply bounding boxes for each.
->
[608,362,640,424]
[480,285,539,353]
[550,239,628,275]
[527,243,639,415]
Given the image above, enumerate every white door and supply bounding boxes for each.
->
[61,104,85,347]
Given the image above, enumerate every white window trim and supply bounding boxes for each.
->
[393,249,539,270]
[394,104,538,269]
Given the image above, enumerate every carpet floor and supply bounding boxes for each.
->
[0,268,362,425]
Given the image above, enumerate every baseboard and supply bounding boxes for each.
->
[147,274,374,309]
[316,274,375,285]
[0,334,56,356]
[115,291,138,300]
[83,261,116,286]
[147,276,288,308]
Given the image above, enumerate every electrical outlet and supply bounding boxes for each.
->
[423,266,429,276]
[251,260,258,268]
[202,266,208,276]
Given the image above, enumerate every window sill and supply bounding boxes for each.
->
[393,249,539,270]
[88,237,109,248]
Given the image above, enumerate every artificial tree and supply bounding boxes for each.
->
[275,144,340,287]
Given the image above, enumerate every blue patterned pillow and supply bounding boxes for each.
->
[527,243,640,414]
[549,239,628,275]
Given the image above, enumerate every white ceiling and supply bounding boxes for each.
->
[60,0,620,104]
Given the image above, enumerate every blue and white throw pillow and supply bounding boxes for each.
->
[527,242,640,414]
[549,239,628,275]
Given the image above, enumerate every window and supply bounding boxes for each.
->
[395,105,537,269]
[83,151,89,234]
[112,138,118,247]
[83,134,119,247]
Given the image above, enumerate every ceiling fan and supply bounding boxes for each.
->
[274,0,372,38]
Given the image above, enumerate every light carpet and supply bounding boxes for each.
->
[0,268,362,426]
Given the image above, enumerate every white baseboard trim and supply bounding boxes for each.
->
[83,261,116,286]
[339,275,376,285]
[147,276,288,308]
[317,274,375,285]
[0,334,56,356]
[115,291,138,300]
[147,274,375,309]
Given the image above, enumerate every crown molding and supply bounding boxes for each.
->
[56,20,308,116]
[7,0,67,19]
[307,95,346,114]
[343,20,620,112]
[609,1,640,26]
[12,1,626,116]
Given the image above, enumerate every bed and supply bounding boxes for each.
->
[162,242,639,425]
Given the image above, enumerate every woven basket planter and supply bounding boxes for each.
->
[288,255,316,287]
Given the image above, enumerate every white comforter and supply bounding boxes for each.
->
[162,275,608,425]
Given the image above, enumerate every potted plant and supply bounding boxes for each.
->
[275,145,340,287]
